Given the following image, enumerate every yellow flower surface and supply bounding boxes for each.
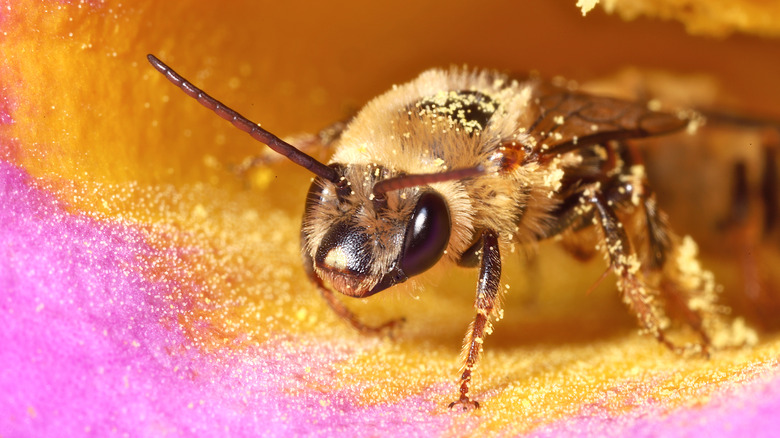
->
[2,1,779,436]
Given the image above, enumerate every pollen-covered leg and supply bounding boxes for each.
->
[316,281,405,337]
[639,195,713,349]
[588,192,693,354]
[642,184,758,350]
[305,258,404,337]
[656,236,719,353]
[449,229,502,411]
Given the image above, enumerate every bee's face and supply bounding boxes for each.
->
[302,164,451,298]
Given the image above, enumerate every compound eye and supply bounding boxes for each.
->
[400,192,451,277]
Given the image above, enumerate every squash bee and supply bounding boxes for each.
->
[147,54,736,410]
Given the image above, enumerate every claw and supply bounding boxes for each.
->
[655,330,711,358]
[353,317,405,339]
[448,396,480,411]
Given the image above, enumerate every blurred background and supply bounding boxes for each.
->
[5,1,779,182]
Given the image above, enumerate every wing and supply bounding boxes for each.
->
[526,82,688,158]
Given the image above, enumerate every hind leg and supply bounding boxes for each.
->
[586,189,705,353]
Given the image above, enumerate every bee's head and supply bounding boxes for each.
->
[302,163,454,298]
[145,55,483,298]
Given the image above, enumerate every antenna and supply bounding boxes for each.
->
[147,54,338,182]
[372,166,485,198]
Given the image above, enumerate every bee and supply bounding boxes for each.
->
[147,54,741,410]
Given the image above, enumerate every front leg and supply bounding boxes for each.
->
[450,229,502,410]
[303,252,403,336]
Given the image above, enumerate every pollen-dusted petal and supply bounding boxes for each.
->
[2,1,780,437]
[580,0,780,37]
